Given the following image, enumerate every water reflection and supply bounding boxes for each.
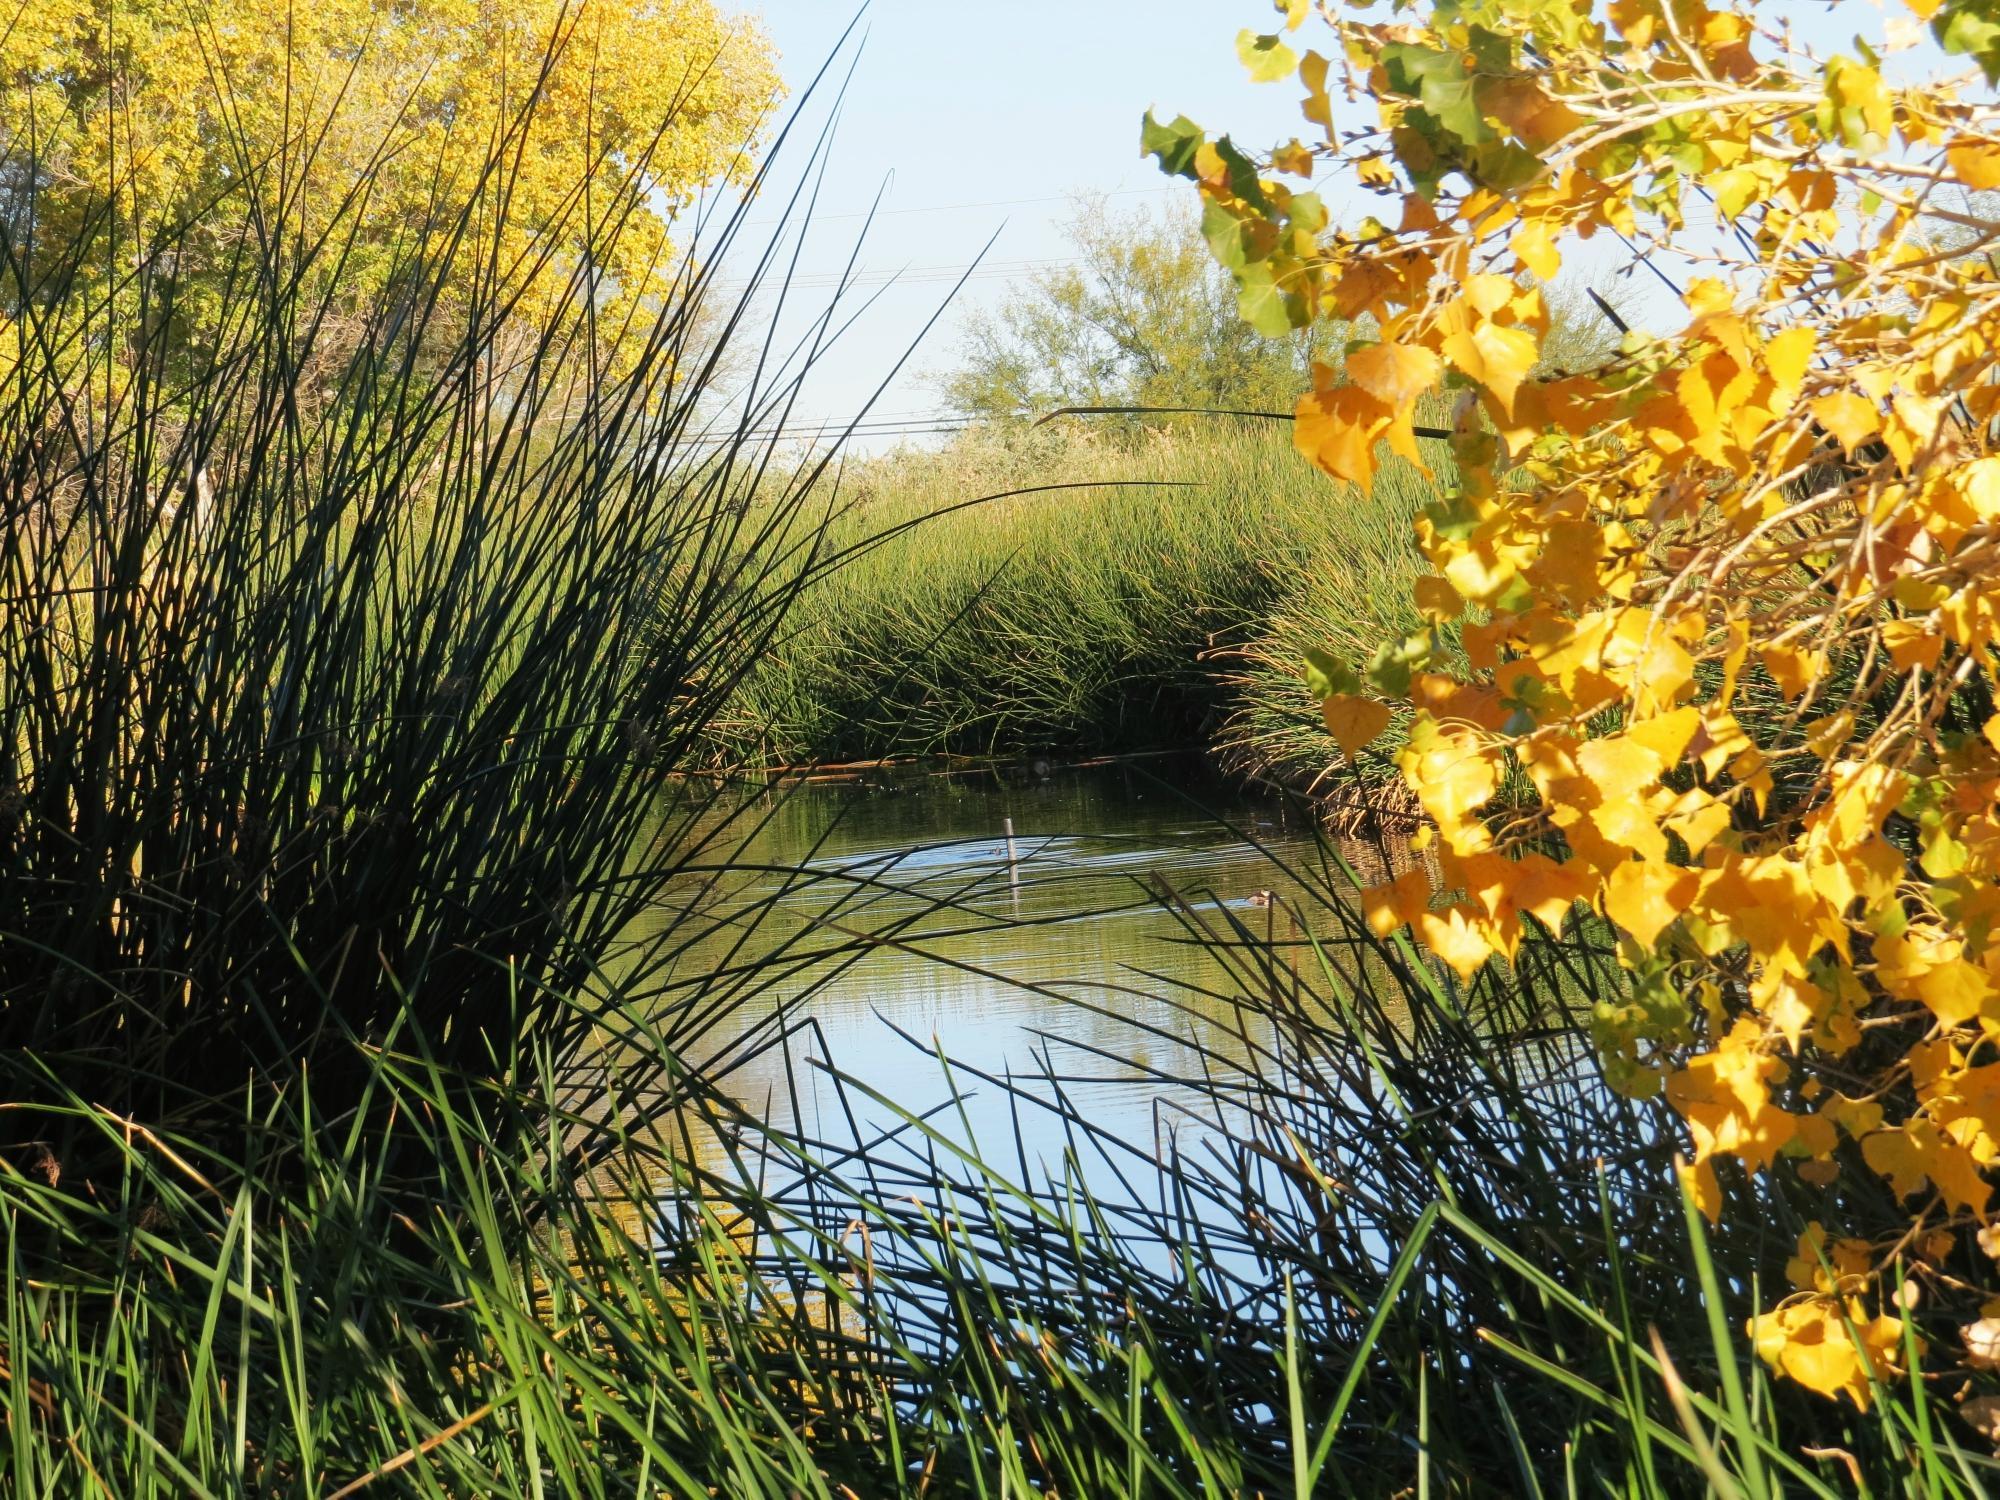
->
[632,760,1388,1174]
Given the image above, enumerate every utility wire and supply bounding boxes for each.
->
[745,184,1174,228]
[713,255,1082,295]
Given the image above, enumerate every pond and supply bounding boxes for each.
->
[631,758,1399,1185]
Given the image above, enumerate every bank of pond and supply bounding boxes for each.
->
[708,423,1438,804]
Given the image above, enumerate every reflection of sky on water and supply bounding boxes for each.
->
[628,762,1375,1185]
[600,767,1625,1344]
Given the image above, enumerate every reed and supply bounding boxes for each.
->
[8,819,1983,1494]
[710,421,1436,776]
[642,818,1997,1494]
[0,34,867,1158]
[3,27,1985,1495]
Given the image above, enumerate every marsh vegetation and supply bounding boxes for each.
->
[4,4,1995,1496]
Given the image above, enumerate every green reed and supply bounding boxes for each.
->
[3,24,1991,1496]
[0,29,874,1143]
[709,421,1437,778]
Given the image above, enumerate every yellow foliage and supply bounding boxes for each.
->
[1321,694,1394,758]
[2,0,779,368]
[1749,1294,1913,1410]
[1164,0,2000,1408]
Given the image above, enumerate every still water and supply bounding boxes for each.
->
[635,759,1370,1175]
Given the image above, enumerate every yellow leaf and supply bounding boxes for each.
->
[1811,391,1880,454]
[1300,50,1333,132]
[1441,320,1539,418]
[1882,618,1942,672]
[1510,852,1593,934]
[1668,1022,1802,1218]
[1823,59,1894,151]
[1321,693,1393,758]
[1510,219,1561,281]
[1413,574,1463,623]
[1236,28,1299,83]
[1576,708,1699,801]
[1784,1225,1875,1294]
[1603,859,1697,948]
[1662,787,1733,857]
[1347,340,1441,406]
[1401,725,1502,853]
[1948,136,2000,189]
[1751,968,1830,1051]
[1749,1296,1908,1409]
[1416,902,1498,981]
[1960,456,2000,519]
[1758,641,1822,701]
[1361,867,1431,938]
[1864,1119,1993,1213]
[1609,0,1661,47]
[1271,139,1315,178]
[1529,518,1605,603]
[1294,384,1391,488]
[1764,325,1816,395]
[1460,274,1517,319]
[1708,161,1781,220]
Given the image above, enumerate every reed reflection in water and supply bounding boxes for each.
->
[632,761,1411,1178]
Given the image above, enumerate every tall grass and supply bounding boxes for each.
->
[11,814,1983,1493]
[637,826,2000,1492]
[3,25,1988,1495]
[0,33,866,1150]
[711,421,1436,777]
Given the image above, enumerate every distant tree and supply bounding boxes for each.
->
[942,197,1330,424]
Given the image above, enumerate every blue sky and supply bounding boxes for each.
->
[719,2,1313,439]
[719,1,1933,443]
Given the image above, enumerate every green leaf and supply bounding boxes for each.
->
[1202,199,1279,272]
[1380,43,1494,146]
[1922,828,1970,880]
[1380,42,1456,98]
[1421,490,1483,543]
[1202,199,1253,270]
[1236,28,1299,83]
[1140,111,1207,178]
[1211,134,1272,206]
[1709,165,1762,221]
[1465,23,1514,71]
[1422,78,1490,146]
[1934,0,2000,81]
[1287,190,1328,235]
[1365,632,1433,698]
[1237,264,1305,336]
[1302,648,1362,701]
[1468,140,1543,191]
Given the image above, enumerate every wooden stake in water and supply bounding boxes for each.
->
[1002,816,1020,907]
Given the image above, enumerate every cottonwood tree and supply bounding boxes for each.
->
[1162,0,2000,1413]
[0,0,779,392]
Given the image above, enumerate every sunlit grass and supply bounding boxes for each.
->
[3,29,1986,1494]
[711,420,1438,783]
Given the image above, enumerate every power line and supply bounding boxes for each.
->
[677,423,972,447]
[686,418,963,439]
[712,255,1081,295]
[746,184,1173,228]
